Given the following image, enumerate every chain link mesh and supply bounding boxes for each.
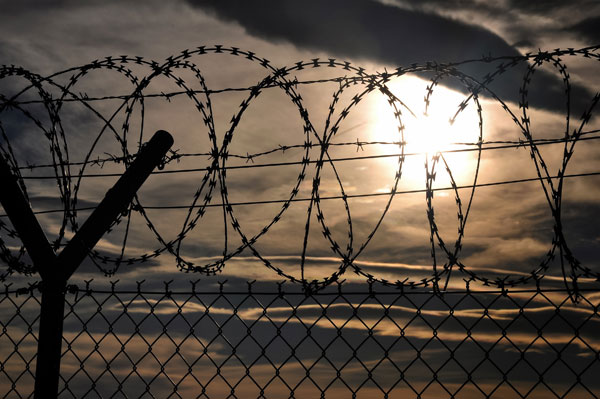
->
[1,283,599,398]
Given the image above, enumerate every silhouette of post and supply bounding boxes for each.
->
[0,130,174,399]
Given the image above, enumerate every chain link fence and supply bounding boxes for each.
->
[1,282,599,398]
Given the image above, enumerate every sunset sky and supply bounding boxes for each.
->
[1,1,600,397]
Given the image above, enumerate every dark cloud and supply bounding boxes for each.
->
[566,16,600,45]
[0,0,70,13]
[506,0,578,13]
[404,0,592,17]
[195,0,519,63]
[398,0,501,15]
[189,0,593,114]
[395,0,600,53]
[512,39,535,48]
[561,201,600,270]
[0,0,129,13]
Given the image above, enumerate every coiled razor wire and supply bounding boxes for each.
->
[0,45,599,296]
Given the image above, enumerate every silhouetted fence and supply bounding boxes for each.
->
[1,282,598,398]
[2,45,600,398]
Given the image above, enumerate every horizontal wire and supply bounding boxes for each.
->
[2,170,598,217]
[13,132,600,179]
[0,75,367,106]
[3,284,599,296]
[13,130,600,172]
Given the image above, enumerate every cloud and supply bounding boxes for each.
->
[189,0,594,113]
[566,16,600,45]
[505,0,567,13]
[194,0,519,62]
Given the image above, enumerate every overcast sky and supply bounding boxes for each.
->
[1,0,599,291]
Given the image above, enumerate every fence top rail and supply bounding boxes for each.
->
[3,280,600,297]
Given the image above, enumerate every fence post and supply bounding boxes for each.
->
[35,280,66,397]
[0,130,173,398]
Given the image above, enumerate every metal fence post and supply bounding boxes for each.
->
[0,130,174,398]
[35,281,66,397]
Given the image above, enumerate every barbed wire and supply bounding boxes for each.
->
[3,170,600,219]
[1,45,599,297]
[5,130,600,175]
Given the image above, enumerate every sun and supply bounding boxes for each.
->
[369,75,482,186]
